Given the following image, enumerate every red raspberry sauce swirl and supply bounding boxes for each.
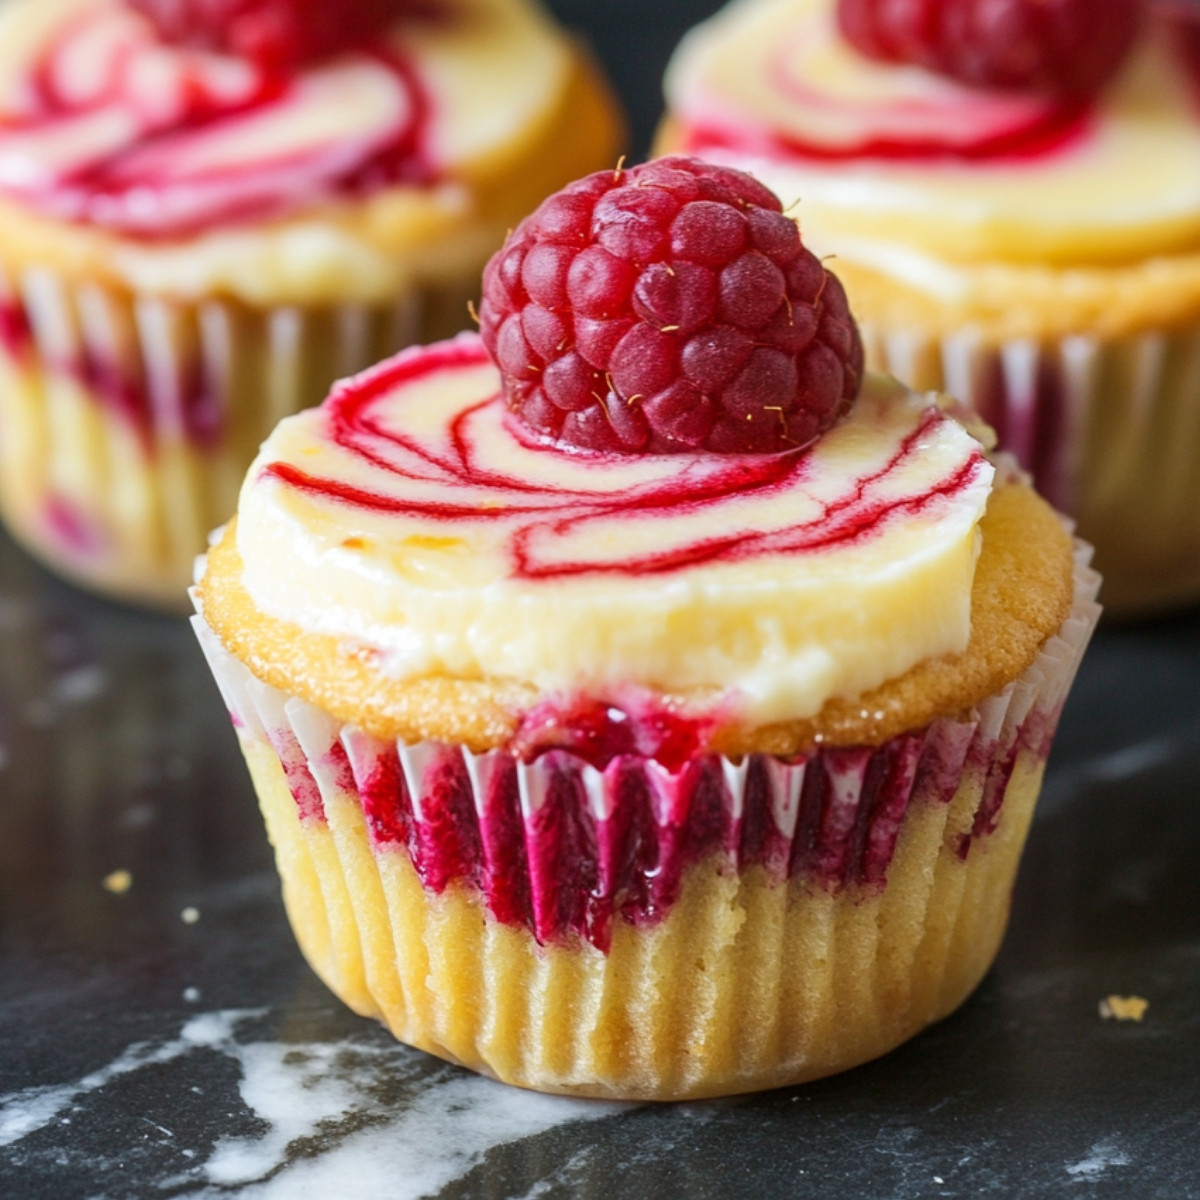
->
[673,6,1094,164]
[258,334,989,582]
[0,3,432,237]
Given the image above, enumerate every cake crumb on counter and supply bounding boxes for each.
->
[1099,995,1149,1022]
[102,870,132,894]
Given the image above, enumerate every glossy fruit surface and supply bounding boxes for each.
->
[479,156,863,455]
[836,0,1144,96]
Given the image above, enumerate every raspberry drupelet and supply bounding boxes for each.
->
[836,0,1144,98]
[478,156,864,455]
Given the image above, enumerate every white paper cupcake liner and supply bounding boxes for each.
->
[192,538,1100,954]
[862,320,1200,611]
[0,261,473,609]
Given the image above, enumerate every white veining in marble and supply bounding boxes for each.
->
[0,1011,264,1149]
[205,1069,618,1199]
[510,1144,598,1199]
[0,1009,629,1197]
[1065,1140,1131,1181]
[1038,724,1198,814]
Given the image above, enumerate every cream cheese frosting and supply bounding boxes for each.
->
[232,333,995,726]
[664,0,1200,272]
[0,0,588,303]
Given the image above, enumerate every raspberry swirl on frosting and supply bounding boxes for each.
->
[0,0,430,236]
[235,333,995,725]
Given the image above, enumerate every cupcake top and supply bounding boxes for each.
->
[0,0,622,303]
[227,332,991,718]
[200,330,1075,757]
[197,157,1075,762]
[663,0,1200,323]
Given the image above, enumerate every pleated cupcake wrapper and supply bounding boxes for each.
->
[0,260,464,608]
[192,538,1100,955]
[862,319,1200,611]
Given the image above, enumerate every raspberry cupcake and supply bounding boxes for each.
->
[192,159,1100,1100]
[660,0,1200,613]
[0,0,623,608]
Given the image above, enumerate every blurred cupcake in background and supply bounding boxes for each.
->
[0,0,623,608]
[659,0,1200,614]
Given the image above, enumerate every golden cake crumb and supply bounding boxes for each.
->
[102,870,132,895]
[1099,995,1149,1022]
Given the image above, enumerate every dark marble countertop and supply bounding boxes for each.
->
[4,518,1200,1200]
[3,3,1200,1195]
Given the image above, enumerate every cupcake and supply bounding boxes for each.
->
[659,0,1200,614]
[0,0,623,608]
[191,158,1101,1100]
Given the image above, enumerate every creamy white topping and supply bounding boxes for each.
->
[233,334,994,724]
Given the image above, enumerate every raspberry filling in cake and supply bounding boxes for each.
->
[0,0,434,238]
[251,709,1043,952]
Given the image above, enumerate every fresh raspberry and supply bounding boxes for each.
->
[129,0,413,69]
[479,157,863,455]
[836,0,1144,97]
